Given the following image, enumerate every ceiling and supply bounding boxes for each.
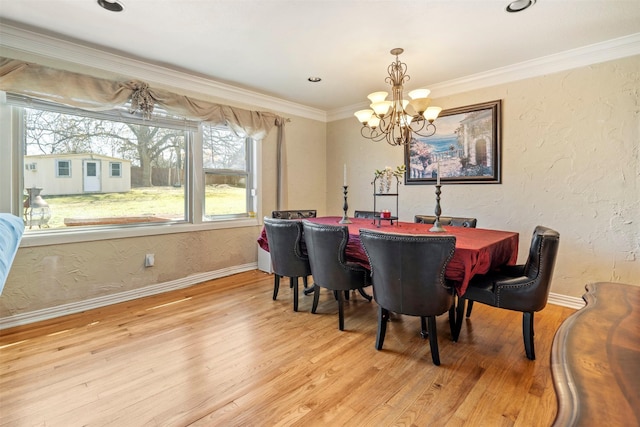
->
[1,0,639,113]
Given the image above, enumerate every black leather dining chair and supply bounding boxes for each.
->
[263,217,312,312]
[414,215,477,228]
[271,210,317,219]
[302,221,372,331]
[415,214,476,316]
[360,229,457,365]
[455,225,560,360]
[354,210,377,219]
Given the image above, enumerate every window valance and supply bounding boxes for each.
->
[0,57,284,140]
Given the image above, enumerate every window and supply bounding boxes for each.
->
[18,105,189,229]
[202,125,253,219]
[110,162,122,177]
[56,160,71,177]
[1,94,259,238]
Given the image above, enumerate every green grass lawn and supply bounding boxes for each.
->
[28,186,246,229]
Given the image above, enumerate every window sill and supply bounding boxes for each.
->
[19,217,261,247]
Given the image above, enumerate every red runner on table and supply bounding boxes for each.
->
[258,216,519,296]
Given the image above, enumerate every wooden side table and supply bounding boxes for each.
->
[551,282,640,426]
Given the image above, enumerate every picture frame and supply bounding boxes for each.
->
[404,100,502,184]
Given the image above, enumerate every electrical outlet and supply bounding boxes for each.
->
[145,253,154,267]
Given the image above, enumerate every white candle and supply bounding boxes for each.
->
[437,161,441,185]
[343,164,347,186]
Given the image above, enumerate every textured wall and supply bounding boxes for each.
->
[328,56,639,297]
[2,227,257,313]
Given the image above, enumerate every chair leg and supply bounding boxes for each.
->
[311,285,321,314]
[376,307,389,350]
[420,317,428,339]
[291,277,299,312]
[344,290,350,301]
[337,291,345,331]
[448,302,456,340]
[357,287,373,302]
[453,297,466,342]
[273,275,280,300]
[466,300,474,318]
[427,316,440,366]
[523,312,535,360]
[303,276,309,289]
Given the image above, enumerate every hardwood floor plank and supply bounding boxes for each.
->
[0,270,575,426]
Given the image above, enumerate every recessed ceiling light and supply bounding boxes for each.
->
[97,0,125,12]
[506,0,535,13]
[308,77,322,83]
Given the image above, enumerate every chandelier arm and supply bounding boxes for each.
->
[361,125,391,144]
[408,119,437,138]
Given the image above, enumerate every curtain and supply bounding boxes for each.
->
[275,117,288,210]
[0,57,289,208]
[0,57,282,140]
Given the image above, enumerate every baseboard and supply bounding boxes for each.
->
[0,262,258,330]
[548,292,585,310]
[0,272,585,330]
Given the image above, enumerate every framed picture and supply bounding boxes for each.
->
[404,100,502,184]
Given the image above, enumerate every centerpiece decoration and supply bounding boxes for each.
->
[374,165,406,193]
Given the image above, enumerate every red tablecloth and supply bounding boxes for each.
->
[258,216,519,296]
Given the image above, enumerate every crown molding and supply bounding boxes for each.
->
[329,32,640,122]
[2,24,638,124]
[0,24,327,122]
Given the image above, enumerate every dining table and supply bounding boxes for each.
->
[257,216,519,297]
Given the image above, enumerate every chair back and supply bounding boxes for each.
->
[263,217,311,278]
[507,225,560,311]
[360,230,456,317]
[354,210,377,219]
[302,221,365,291]
[272,210,317,219]
[414,215,477,228]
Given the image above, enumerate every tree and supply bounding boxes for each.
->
[202,126,245,170]
[25,110,96,155]
[25,108,185,187]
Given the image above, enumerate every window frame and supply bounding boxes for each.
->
[0,93,261,247]
[109,162,122,178]
[56,159,71,177]
[202,125,254,220]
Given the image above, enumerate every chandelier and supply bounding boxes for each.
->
[354,48,442,146]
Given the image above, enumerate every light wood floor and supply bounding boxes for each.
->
[0,270,575,426]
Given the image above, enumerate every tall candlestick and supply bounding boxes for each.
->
[437,161,441,185]
[339,185,352,224]
[343,164,347,186]
[430,184,445,232]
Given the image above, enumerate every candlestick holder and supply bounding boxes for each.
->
[430,184,445,232]
[339,185,352,224]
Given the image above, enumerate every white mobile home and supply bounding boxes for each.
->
[23,153,131,196]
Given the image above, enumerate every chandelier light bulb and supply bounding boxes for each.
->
[371,101,392,117]
[409,98,432,115]
[354,109,374,124]
[423,106,442,122]
[408,89,431,99]
[367,91,388,103]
